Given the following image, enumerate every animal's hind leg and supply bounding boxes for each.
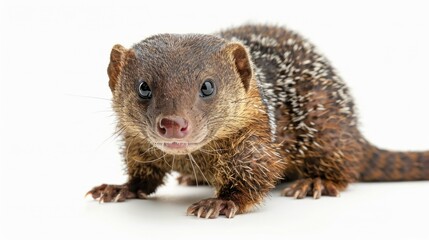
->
[280,111,365,199]
[281,130,365,199]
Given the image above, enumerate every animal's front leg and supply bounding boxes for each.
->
[187,139,286,218]
[86,167,167,203]
[86,174,163,202]
[87,142,168,203]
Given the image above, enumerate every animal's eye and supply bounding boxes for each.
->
[200,79,215,98]
[138,81,152,99]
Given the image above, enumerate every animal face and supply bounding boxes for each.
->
[108,34,253,155]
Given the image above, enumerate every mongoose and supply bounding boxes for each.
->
[87,24,429,219]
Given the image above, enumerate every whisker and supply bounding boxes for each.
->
[66,94,112,101]
[188,153,210,184]
[135,152,167,164]
[96,125,126,149]
[125,134,139,161]
[172,154,176,171]
[139,145,157,156]
[187,153,199,186]
[162,153,172,168]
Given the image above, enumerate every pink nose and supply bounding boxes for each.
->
[157,116,189,139]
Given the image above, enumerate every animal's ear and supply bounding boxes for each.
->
[223,42,253,92]
[107,44,128,92]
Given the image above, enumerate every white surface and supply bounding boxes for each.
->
[1,0,429,239]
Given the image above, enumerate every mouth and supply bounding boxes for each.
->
[154,141,203,154]
[147,128,209,155]
[161,142,191,149]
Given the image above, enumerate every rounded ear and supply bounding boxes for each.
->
[107,44,127,92]
[223,42,253,92]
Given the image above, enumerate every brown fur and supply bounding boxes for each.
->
[87,25,429,218]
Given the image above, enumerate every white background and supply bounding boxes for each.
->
[1,0,429,239]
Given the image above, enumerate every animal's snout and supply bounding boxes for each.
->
[157,116,190,139]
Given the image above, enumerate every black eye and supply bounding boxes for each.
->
[200,79,215,97]
[138,81,152,99]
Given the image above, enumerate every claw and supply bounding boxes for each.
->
[232,207,238,217]
[187,198,238,219]
[197,207,204,218]
[137,190,147,199]
[84,191,91,198]
[313,190,321,199]
[294,190,301,199]
[205,209,214,219]
[98,193,105,203]
[114,192,122,202]
[227,208,236,219]
[186,206,197,216]
[281,187,290,196]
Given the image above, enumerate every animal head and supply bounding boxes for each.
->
[108,34,257,155]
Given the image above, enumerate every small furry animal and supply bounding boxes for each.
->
[87,24,429,218]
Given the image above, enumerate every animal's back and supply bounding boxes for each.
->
[221,25,429,185]
[220,25,366,184]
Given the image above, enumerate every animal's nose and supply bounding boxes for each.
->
[157,116,189,139]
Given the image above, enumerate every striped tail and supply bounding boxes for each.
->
[360,146,429,181]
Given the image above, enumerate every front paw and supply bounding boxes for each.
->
[186,198,238,219]
[86,183,147,203]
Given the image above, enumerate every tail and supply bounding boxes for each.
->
[360,145,429,181]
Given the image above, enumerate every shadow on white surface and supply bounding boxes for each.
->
[78,177,429,240]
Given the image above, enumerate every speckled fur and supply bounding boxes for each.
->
[220,25,429,184]
[87,24,429,218]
